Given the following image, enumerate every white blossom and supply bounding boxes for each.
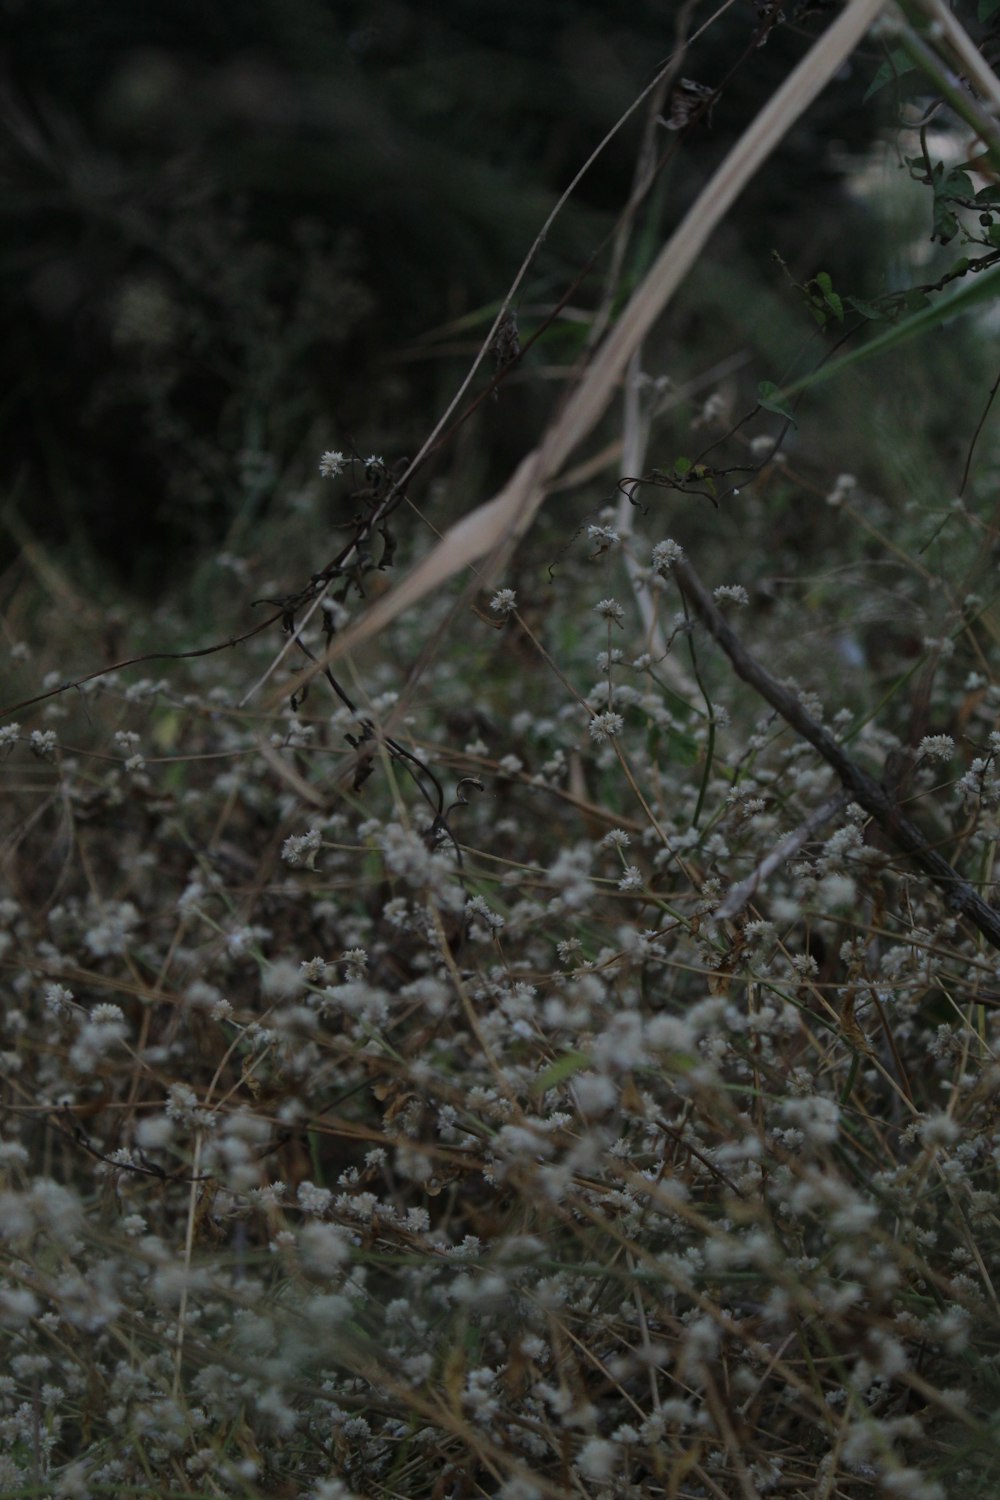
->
[318,449,346,477]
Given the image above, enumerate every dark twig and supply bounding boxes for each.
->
[672,555,1000,952]
[959,360,1000,499]
[0,616,284,721]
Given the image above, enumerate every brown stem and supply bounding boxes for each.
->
[672,555,1000,952]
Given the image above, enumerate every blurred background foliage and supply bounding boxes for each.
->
[2,0,897,596]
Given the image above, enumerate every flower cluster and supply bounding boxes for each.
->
[2,316,998,1500]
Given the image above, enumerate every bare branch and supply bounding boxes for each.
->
[673,555,1000,951]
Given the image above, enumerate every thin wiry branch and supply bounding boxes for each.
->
[673,554,1000,952]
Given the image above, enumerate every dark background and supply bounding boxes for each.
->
[1,0,889,592]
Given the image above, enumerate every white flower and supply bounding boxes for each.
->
[299,1222,351,1276]
[297,1180,333,1216]
[589,711,624,743]
[301,960,332,984]
[576,1437,616,1480]
[826,473,857,507]
[282,829,322,869]
[0,1287,38,1328]
[318,450,346,478]
[918,735,955,762]
[919,1111,960,1147]
[466,895,505,932]
[490,588,517,616]
[85,901,140,957]
[29,729,57,760]
[713,584,748,606]
[594,598,624,623]
[44,983,74,1017]
[651,539,683,570]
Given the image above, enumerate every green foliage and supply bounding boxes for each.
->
[864,46,918,101]
[806,270,845,327]
[757,380,796,422]
[919,159,977,243]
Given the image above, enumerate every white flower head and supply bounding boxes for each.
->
[826,472,857,507]
[918,735,955,763]
[589,711,624,743]
[30,729,57,760]
[651,539,683,571]
[319,450,346,478]
[594,598,625,624]
[282,828,322,869]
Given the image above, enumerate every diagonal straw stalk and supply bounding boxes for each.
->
[272,0,886,711]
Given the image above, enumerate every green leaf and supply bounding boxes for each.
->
[779,263,1000,401]
[864,48,915,102]
[933,167,975,244]
[531,1051,590,1093]
[979,0,1000,19]
[757,381,796,423]
[673,456,692,477]
[822,288,844,323]
[938,168,974,202]
[846,295,887,322]
[801,272,843,327]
